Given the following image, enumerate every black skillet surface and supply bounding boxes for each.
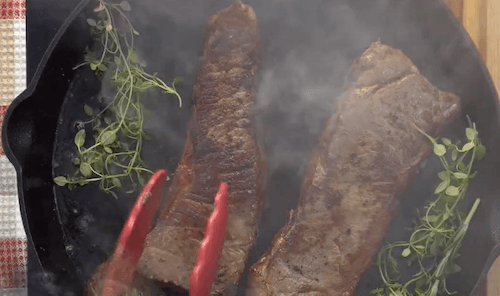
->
[4,0,500,295]
[13,0,90,294]
[26,0,84,84]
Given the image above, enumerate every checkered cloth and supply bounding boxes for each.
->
[0,0,27,295]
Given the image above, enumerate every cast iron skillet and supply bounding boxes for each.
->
[4,0,500,295]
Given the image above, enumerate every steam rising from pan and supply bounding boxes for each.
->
[127,0,384,174]
[46,0,500,295]
[126,0,479,177]
[111,1,497,295]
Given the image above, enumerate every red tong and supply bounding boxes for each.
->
[90,170,228,296]
[93,170,168,296]
[190,182,228,296]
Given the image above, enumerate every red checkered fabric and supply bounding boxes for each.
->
[0,1,25,20]
[0,239,27,289]
[0,0,27,293]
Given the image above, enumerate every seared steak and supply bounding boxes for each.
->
[247,41,461,296]
[137,1,264,295]
[86,260,165,296]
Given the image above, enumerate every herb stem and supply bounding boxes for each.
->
[429,280,439,296]
[373,120,484,296]
[54,0,181,196]
[99,30,109,65]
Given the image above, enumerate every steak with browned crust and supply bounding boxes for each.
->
[247,41,461,296]
[137,1,264,295]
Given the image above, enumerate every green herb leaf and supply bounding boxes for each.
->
[137,173,146,186]
[442,138,452,146]
[128,48,138,63]
[407,253,417,266]
[475,144,486,160]
[135,78,144,90]
[457,161,467,173]
[452,149,458,161]
[101,131,117,146]
[415,277,427,289]
[93,161,104,174]
[461,142,475,152]
[466,128,477,141]
[172,77,182,86]
[86,18,97,26]
[80,163,92,177]
[109,191,119,199]
[371,288,384,294]
[74,129,86,149]
[445,185,460,196]
[435,180,448,194]
[97,63,108,71]
[402,248,411,257]
[433,144,446,156]
[120,1,131,11]
[104,116,113,125]
[453,172,468,179]
[112,178,122,188]
[449,263,462,274]
[54,176,69,186]
[438,171,447,180]
[72,0,181,197]
[84,104,93,116]
[121,142,129,150]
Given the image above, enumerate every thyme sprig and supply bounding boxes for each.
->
[54,0,182,198]
[372,117,485,296]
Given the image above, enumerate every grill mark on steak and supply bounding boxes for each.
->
[136,1,264,295]
[247,41,461,296]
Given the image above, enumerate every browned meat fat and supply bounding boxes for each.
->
[247,41,461,296]
[136,1,264,295]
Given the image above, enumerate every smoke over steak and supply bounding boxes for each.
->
[247,41,461,296]
[137,1,265,295]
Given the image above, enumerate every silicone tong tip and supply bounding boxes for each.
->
[189,182,229,296]
[92,169,168,296]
